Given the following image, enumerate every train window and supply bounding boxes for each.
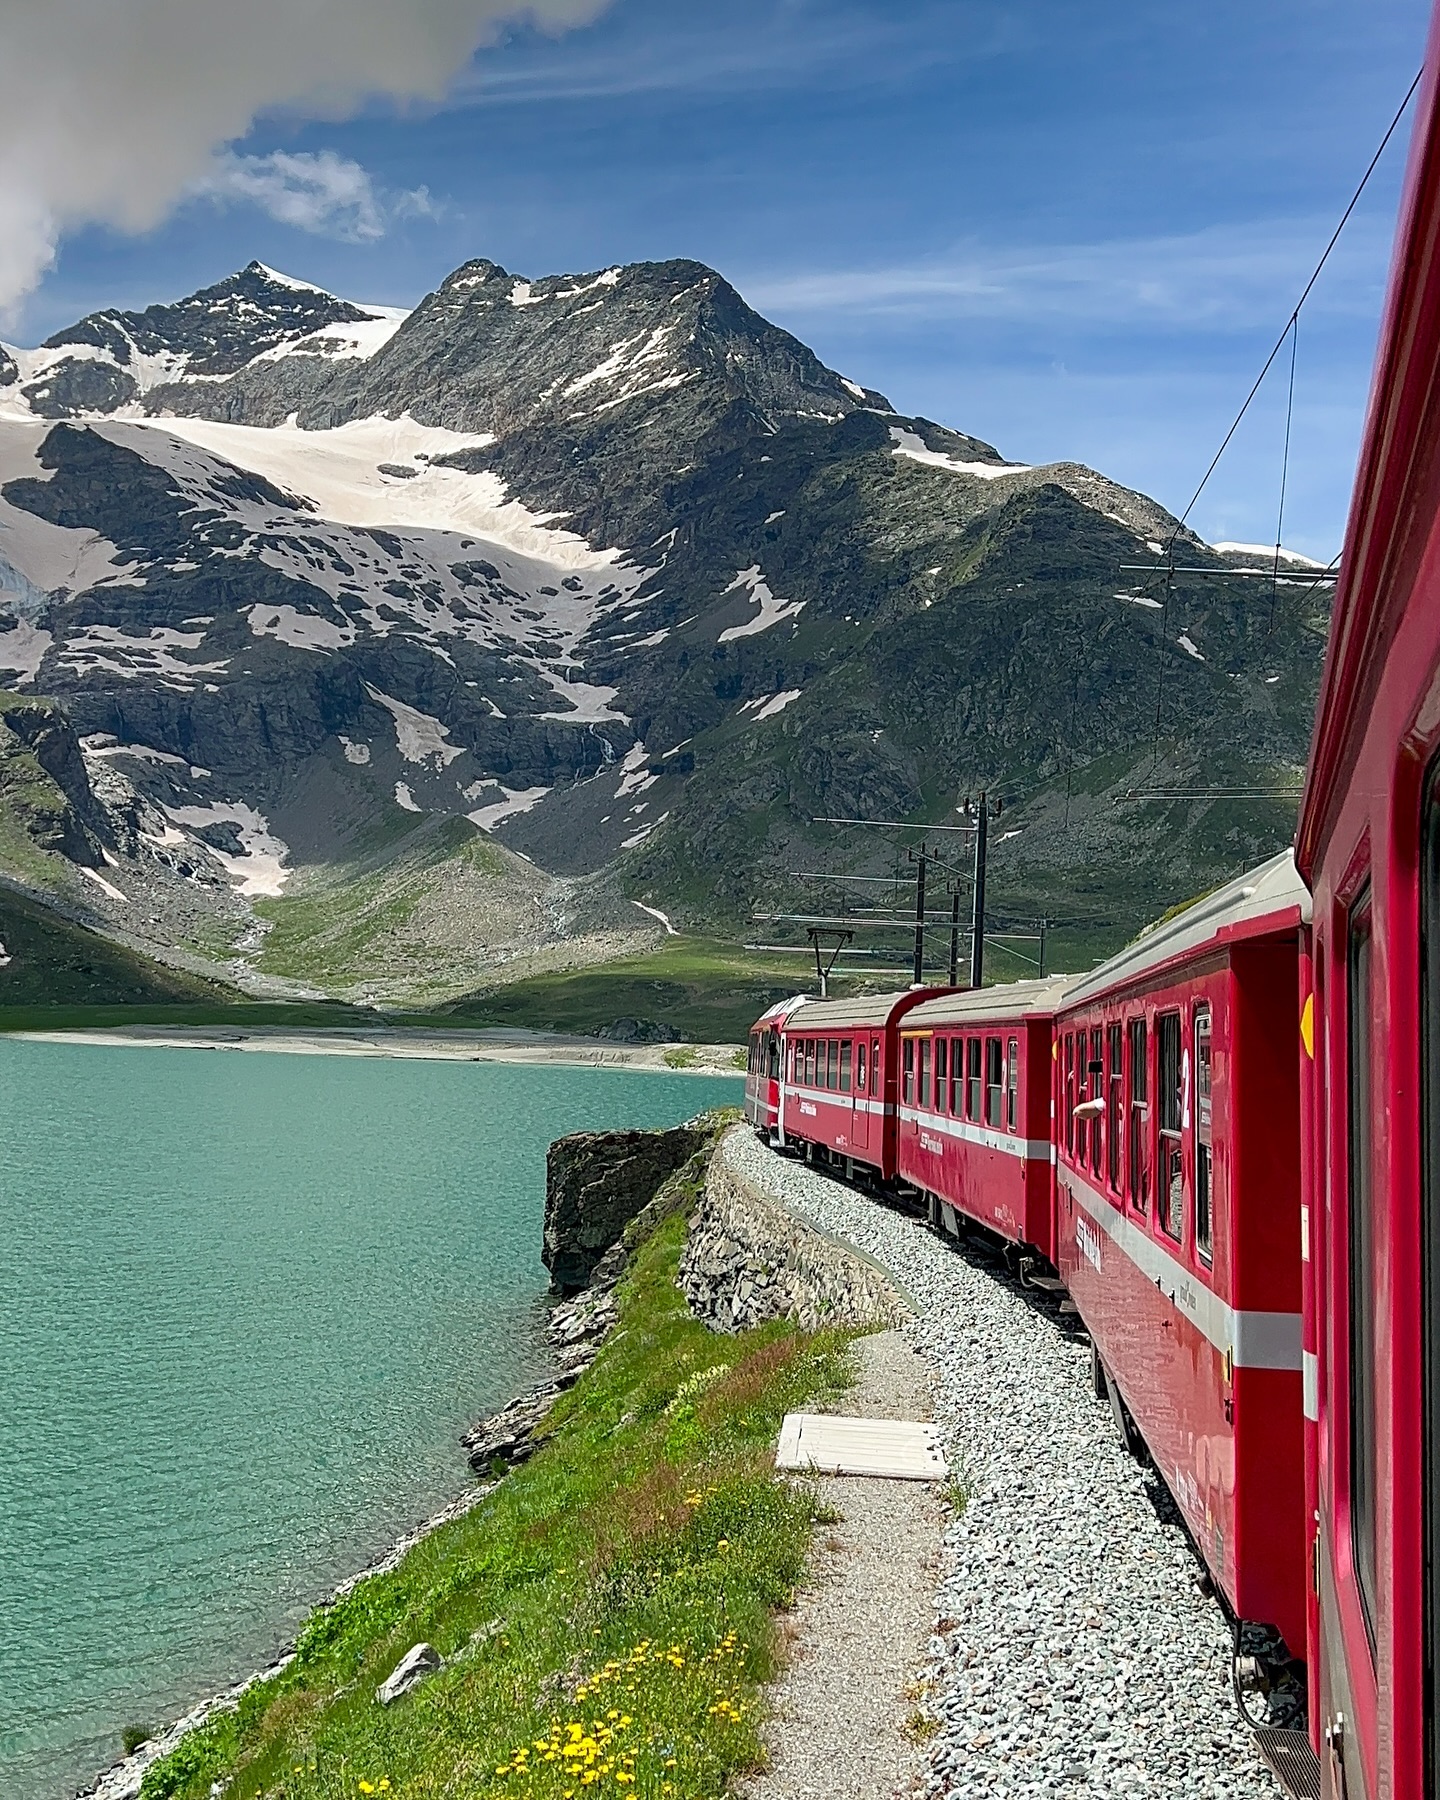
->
[967,1038,982,1120]
[1075,1034,1088,1168]
[1194,1009,1213,1265]
[1006,1038,1019,1131]
[903,1036,915,1104]
[1064,1034,1076,1155]
[769,1034,781,1080]
[1107,1024,1123,1192]
[1348,897,1379,1651]
[827,1040,840,1090]
[1158,1012,1183,1241]
[950,1039,964,1114]
[806,1039,817,1087]
[919,1036,932,1108]
[872,1038,881,1092]
[856,1041,867,1093]
[936,1038,948,1112]
[840,1041,852,1092]
[1127,1019,1149,1212]
[1422,763,1440,1762]
[985,1037,1003,1127]
[1089,1029,1103,1170]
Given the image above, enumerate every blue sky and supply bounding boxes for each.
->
[14,0,1432,558]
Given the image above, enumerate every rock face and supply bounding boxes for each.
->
[543,1123,708,1293]
[680,1127,908,1333]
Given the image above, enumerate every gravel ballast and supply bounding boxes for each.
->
[718,1127,1283,1800]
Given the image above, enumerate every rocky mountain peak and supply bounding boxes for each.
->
[43,260,382,377]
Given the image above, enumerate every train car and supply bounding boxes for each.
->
[777,988,950,1182]
[1053,853,1311,1736]
[1294,18,1440,1793]
[896,979,1070,1262]
[743,997,805,1139]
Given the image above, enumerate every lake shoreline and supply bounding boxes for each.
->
[75,1469,505,1800]
[9,1023,744,1074]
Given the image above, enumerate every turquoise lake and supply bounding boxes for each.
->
[0,1039,739,1799]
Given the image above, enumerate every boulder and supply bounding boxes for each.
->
[376,1642,441,1706]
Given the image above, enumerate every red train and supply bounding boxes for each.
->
[747,20,1440,1791]
[1294,14,1440,1790]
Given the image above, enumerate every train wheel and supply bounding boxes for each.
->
[1107,1375,1144,1460]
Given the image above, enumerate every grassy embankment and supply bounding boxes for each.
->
[138,1199,852,1800]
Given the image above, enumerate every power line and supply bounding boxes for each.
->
[1135,64,1423,590]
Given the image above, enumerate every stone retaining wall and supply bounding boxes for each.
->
[680,1127,908,1333]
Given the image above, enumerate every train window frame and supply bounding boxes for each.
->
[840,1040,852,1093]
[1127,1018,1149,1213]
[950,1038,963,1115]
[1006,1037,1019,1132]
[769,1034,780,1081]
[806,1038,817,1087]
[827,1039,840,1091]
[871,1038,881,1095]
[1107,1022,1123,1192]
[1064,1033,1076,1155]
[903,1036,915,1105]
[936,1038,949,1113]
[1194,1007,1214,1266]
[1089,1028,1103,1170]
[1157,1011,1184,1242]
[1348,891,1379,1656]
[1422,758,1440,1779]
[919,1036,932,1109]
[985,1037,1003,1128]
[967,1037,982,1121]
[856,1040,867,1093]
[1075,1032,1089,1169]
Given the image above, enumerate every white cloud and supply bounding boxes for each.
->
[744,215,1393,334]
[195,150,437,242]
[0,0,612,317]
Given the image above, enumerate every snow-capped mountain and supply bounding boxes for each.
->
[0,257,1327,1001]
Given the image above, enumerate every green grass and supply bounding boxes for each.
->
[0,886,240,1011]
[439,936,868,1043]
[138,1204,851,1800]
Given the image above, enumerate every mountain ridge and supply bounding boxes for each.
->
[0,253,1325,1011]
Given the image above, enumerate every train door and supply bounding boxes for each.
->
[852,1034,871,1154]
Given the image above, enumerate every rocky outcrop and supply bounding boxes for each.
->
[376,1642,440,1706]
[543,1122,708,1293]
[680,1128,908,1333]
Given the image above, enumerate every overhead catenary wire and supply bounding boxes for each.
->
[1268,316,1300,634]
[1137,63,1423,594]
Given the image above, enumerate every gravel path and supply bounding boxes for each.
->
[744,1330,942,1800]
[720,1128,1283,1800]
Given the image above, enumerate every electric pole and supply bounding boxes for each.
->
[970,796,988,989]
[949,883,962,986]
[909,842,927,985]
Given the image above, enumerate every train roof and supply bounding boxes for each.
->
[750,996,809,1030]
[903,977,1074,1028]
[780,987,955,1032]
[1060,850,1310,1009]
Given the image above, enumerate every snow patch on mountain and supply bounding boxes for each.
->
[60,625,231,692]
[467,783,551,831]
[889,426,1031,480]
[247,605,356,652]
[717,566,806,642]
[160,800,291,895]
[365,685,465,768]
[0,421,135,594]
[739,689,802,721]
